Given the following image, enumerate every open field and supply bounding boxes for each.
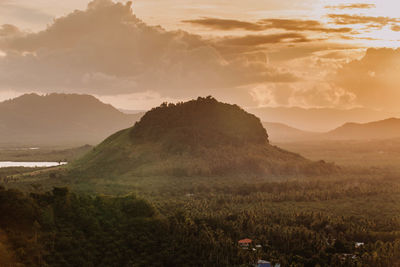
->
[0,145,92,162]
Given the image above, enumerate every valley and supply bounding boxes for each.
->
[1,96,400,266]
[2,0,399,265]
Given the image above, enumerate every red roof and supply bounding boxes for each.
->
[238,238,252,244]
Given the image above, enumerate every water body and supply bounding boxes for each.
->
[0,162,67,168]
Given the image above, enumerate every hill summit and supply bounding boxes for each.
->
[131,96,269,150]
[75,97,336,177]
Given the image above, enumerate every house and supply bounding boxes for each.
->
[338,254,357,261]
[257,260,271,267]
[238,238,252,249]
[355,242,364,248]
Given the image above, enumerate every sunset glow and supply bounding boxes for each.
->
[0,0,400,111]
[3,2,400,266]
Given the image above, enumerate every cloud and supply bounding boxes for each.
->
[265,42,361,62]
[328,14,400,29]
[391,25,400,32]
[325,3,375,10]
[0,24,21,37]
[184,17,352,33]
[219,33,310,46]
[0,0,297,100]
[0,2,53,26]
[259,19,353,33]
[334,48,400,111]
[183,17,264,31]
[250,82,356,108]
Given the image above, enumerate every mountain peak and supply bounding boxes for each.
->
[75,97,336,177]
[130,96,269,150]
[0,93,142,146]
[327,117,400,140]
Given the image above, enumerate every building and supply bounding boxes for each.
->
[238,238,252,249]
[257,260,271,267]
[355,242,364,248]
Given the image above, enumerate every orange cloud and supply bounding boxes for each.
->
[334,48,400,111]
[391,25,400,32]
[259,19,353,33]
[325,3,375,10]
[220,33,310,46]
[328,14,400,29]
[184,17,352,33]
[183,17,264,31]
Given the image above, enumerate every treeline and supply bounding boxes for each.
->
[0,186,167,266]
[184,175,400,202]
[1,183,400,266]
[0,186,243,266]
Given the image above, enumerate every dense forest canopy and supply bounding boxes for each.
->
[2,175,400,267]
[131,96,269,148]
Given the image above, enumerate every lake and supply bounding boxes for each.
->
[0,161,67,168]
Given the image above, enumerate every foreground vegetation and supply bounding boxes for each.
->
[2,170,400,266]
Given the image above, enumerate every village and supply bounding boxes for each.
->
[238,238,365,267]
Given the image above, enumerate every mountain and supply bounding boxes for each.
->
[0,93,143,147]
[326,118,400,140]
[73,97,336,178]
[248,106,396,132]
[262,122,318,143]
[118,109,147,114]
[264,118,400,143]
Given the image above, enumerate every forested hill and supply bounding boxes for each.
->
[74,97,337,178]
[131,96,269,147]
[0,93,143,147]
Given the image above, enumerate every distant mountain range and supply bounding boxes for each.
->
[251,106,396,132]
[262,122,318,143]
[325,118,400,140]
[0,93,143,147]
[264,118,400,143]
[1,93,400,146]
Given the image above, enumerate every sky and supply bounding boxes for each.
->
[0,0,400,111]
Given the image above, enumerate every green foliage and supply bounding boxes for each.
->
[73,97,337,178]
[131,96,269,147]
[0,186,169,266]
[2,175,400,266]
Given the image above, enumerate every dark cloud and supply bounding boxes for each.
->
[184,17,352,33]
[0,0,297,100]
[325,3,375,10]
